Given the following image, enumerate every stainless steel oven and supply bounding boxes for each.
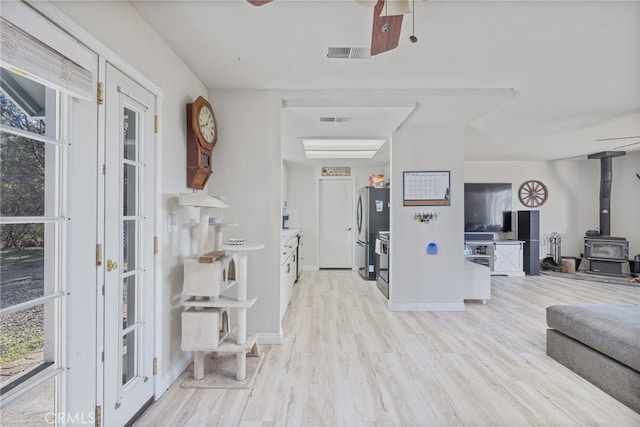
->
[376,232,389,299]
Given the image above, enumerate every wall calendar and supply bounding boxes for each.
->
[403,171,451,206]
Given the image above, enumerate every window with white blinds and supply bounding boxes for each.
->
[0,1,96,100]
[0,1,97,419]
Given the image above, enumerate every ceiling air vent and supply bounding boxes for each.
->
[319,116,353,123]
[325,46,372,60]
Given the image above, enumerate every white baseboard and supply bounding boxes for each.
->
[257,331,283,345]
[303,266,319,271]
[388,302,466,312]
[154,352,191,399]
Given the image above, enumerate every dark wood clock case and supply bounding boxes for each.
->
[186,101,212,190]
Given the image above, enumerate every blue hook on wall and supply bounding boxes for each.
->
[427,242,438,255]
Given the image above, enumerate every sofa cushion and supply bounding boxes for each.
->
[546,304,640,372]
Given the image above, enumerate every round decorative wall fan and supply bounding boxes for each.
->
[518,180,548,207]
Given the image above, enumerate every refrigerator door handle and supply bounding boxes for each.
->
[356,196,363,235]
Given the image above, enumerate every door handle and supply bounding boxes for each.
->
[346,227,352,231]
[106,259,118,272]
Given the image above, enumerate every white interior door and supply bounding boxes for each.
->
[319,178,354,268]
[102,63,155,426]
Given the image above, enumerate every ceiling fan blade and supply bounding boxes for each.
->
[371,0,404,56]
[613,141,640,149]
[247,0,273,6]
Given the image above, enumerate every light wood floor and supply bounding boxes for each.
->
[136,271,640,426]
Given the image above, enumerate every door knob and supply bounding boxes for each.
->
[346,227,352,231]
[106,259,118,272]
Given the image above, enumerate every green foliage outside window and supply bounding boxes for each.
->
[0,92,46,249]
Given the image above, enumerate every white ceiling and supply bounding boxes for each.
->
[132,0,640,164]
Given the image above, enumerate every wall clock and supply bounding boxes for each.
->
[518,180,548,207]
[186,96,217,189]
[188,96,217,151]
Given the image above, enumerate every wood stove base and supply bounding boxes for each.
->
[587,259,625,277]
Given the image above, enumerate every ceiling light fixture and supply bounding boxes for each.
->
[302,138,385,151]
[302,138,386,159]
[319,116,353,122]
[305,150,379,159]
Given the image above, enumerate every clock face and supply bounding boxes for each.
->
[198,105,216,144]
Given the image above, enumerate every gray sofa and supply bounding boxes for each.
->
[546,304,640,413]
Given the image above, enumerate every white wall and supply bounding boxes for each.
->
[614,151,640,259]
[390,127,466,310]
[207,90,283,343]
[465,150,640,266]
[51,1,210,394]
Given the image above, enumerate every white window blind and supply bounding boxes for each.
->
[0,1,96,100]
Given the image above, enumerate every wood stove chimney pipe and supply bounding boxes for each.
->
[587,151,625,236]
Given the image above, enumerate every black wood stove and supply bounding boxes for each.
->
[584,151,628,277]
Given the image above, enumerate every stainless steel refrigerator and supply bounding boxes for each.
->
[356,186,390,280]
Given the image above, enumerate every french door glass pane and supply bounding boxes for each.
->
[120,100,141,390]
[122,329,137,386]
[122,275,136,329]
[123,163,137,216]
[123,107,137,161]
[122,220,136,273]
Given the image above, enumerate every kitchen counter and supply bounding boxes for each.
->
[464,239,524,245]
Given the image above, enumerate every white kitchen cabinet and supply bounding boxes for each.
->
[464,241,494,270]
[280,233,298,322]
[493,241,525,276]
[464,261,490,304]
[465,240,524,277]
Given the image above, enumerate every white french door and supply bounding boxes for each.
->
[101,63,155,426]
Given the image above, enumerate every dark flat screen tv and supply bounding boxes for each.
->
[464,183,512,232]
